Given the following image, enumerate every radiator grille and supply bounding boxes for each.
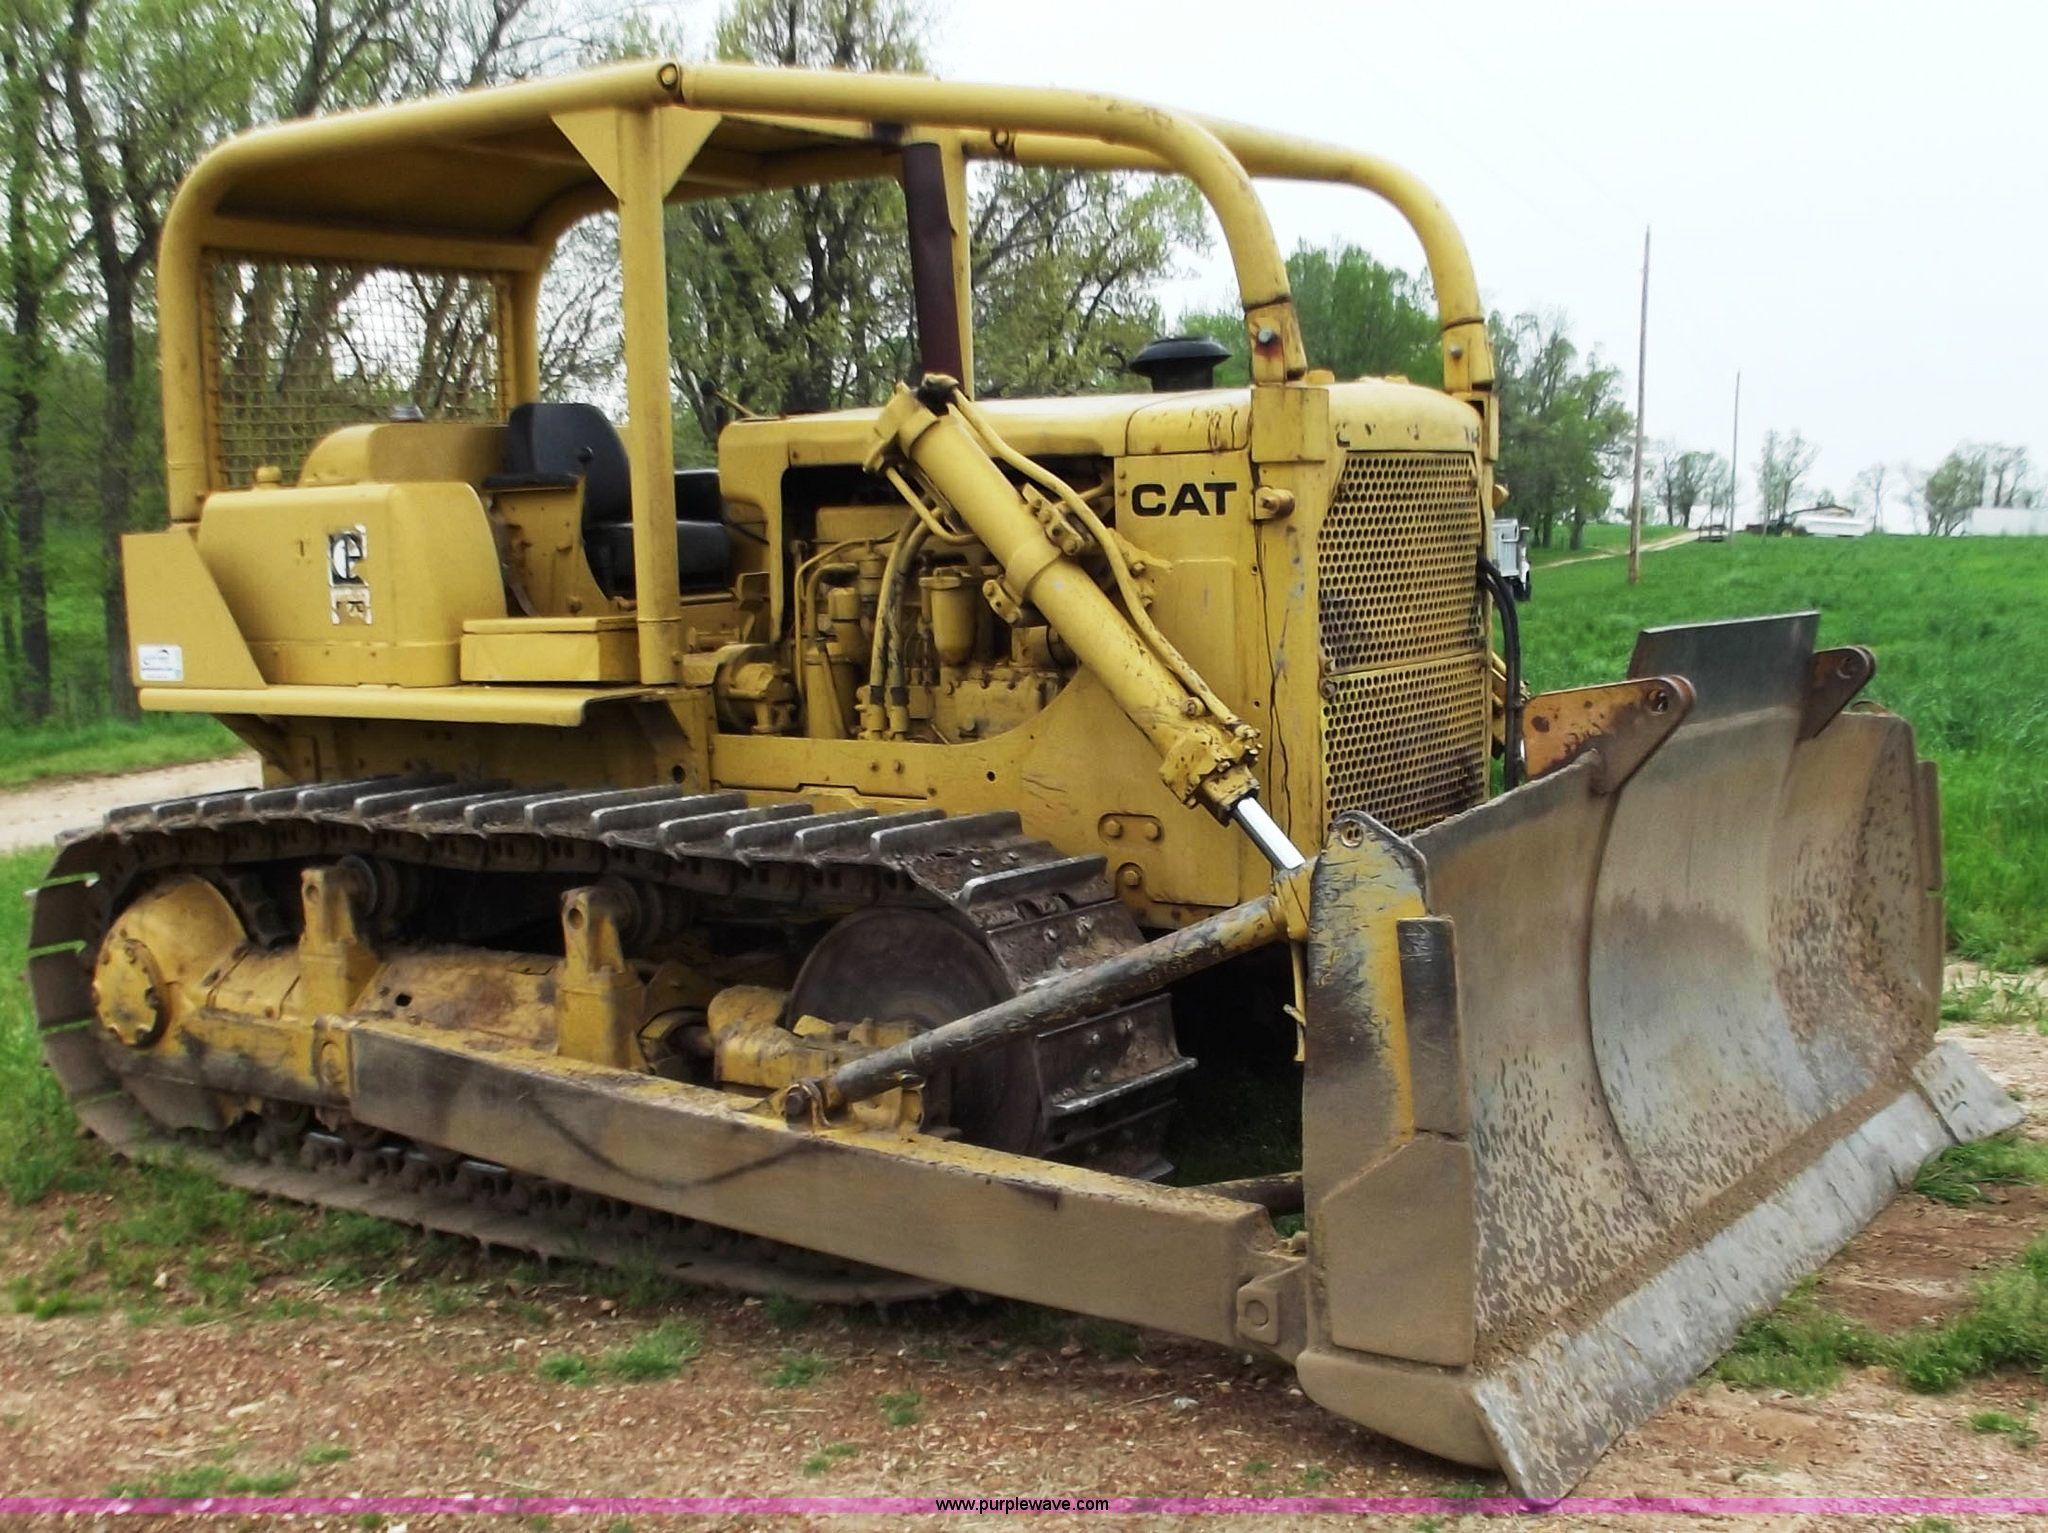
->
[1319,452,1485,671]
[1324,656,1491,835]
[1318,451,1489,835]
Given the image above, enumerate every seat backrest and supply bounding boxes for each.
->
[674,468,724,524]
[501,402,631,525]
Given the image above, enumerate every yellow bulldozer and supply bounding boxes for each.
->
[27,61,2018,1496]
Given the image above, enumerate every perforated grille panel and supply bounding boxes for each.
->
[204,255,506,489]
[1319,452,1485,671]
[1324,656,1491,835]
[1317,451,1489,836]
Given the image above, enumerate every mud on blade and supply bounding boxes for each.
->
[1292,614,2018,1498]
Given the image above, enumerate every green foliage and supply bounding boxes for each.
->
[1181,242,1441,393]
[1489,310,1633,550]
[537,1352,595,1386]
[970,167,1207,398]
[109,1464,298,1498]
[1919,443,2034,537]
[877,1389,921,1427]
[1286,244,1441,387]
[301,1443,353,1466]
[1713,1286,1887,1393]
[1523,538,2048,967]
[1968,1409,2038,1449]
[762,1291,816,1331]
[1654,445,1730,529]
[1941,973,2048,1031]
[768,1350,831,1388]
[1718,1236,2048,1398]
[539,1322,701,1386]
[799,1441,858,1476]
[1913,1136,2048,1206]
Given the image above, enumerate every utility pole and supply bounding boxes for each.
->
[1627,226,1650,584]
[1728,370,1741,532]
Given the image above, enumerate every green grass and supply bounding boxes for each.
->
[877,1389,921,1428]
[1524,537,2048,968]
[300,1443,353,1466]
[537,1353,595,1386]
[1718,1233,2048,1398]
[1968,1408,2039,1449]
[768,1350,831,1388]
[1527,520,1642,567]
[108,1464,299,1498]
[799,1442,858,1476]
[1913,1135,2048,1206]
[1720,1140,2048,1394]
[1713,1279,1888,1393]
[0,714,239,790]
[0,528,240,787]
[1943,973,2048,1031]
[1,849,106,1204]
[537,1322,702,1387]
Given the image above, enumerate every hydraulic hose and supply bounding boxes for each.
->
[1477,555,1524,789]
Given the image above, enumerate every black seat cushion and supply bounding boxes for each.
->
[586,520,731,597]
[674,468,725,523]
[499,402,632,526]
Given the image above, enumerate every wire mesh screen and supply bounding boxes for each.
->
[205,254,507,488]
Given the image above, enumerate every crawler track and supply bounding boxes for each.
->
[26,777,1189,1302]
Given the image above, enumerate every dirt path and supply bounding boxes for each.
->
[0,1026,2042,1529]
[1540,529,1698,568]
[0,755,260,853]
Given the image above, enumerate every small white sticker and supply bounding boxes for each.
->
[136,644,184,683]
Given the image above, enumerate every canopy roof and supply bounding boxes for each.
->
[214,104,892,242]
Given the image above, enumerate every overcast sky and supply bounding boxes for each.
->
[726,0,2040,515]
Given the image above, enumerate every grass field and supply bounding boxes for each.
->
[0,714,239,790]
[1523,535,2048,970]
[1525,520,1701,568]
[1527,520,1630,566]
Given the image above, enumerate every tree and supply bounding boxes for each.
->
[1489,309,1632,549]
[664,0,925,447]
[665,0,1212,440]
[1,0,68,719]
[58,0,303,715]
[970,167,1206,398]
[1922,448,1986,536]
[1754,429,1817,532]
[49,0,544,712]
[1849,462,1899,531]
[1178,242,1440,391]
[1653,445,1727,529]
[1967,442,2033,508]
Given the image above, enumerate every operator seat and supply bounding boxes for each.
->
[495,402,732,599]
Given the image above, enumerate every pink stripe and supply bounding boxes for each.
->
[6,1496,2048,1516]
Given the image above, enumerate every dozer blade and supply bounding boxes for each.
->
[1293,613,2019,1499]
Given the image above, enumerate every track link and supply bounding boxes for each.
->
[27,777,1191,1300]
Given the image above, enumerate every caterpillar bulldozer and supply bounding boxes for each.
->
[27,61,2018,1497]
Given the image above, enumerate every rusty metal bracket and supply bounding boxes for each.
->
[1521,676,1695,794]
[1799,645,1877,739]
[555,886,643,1069]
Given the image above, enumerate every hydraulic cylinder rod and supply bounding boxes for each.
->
[871,382,1259,821]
